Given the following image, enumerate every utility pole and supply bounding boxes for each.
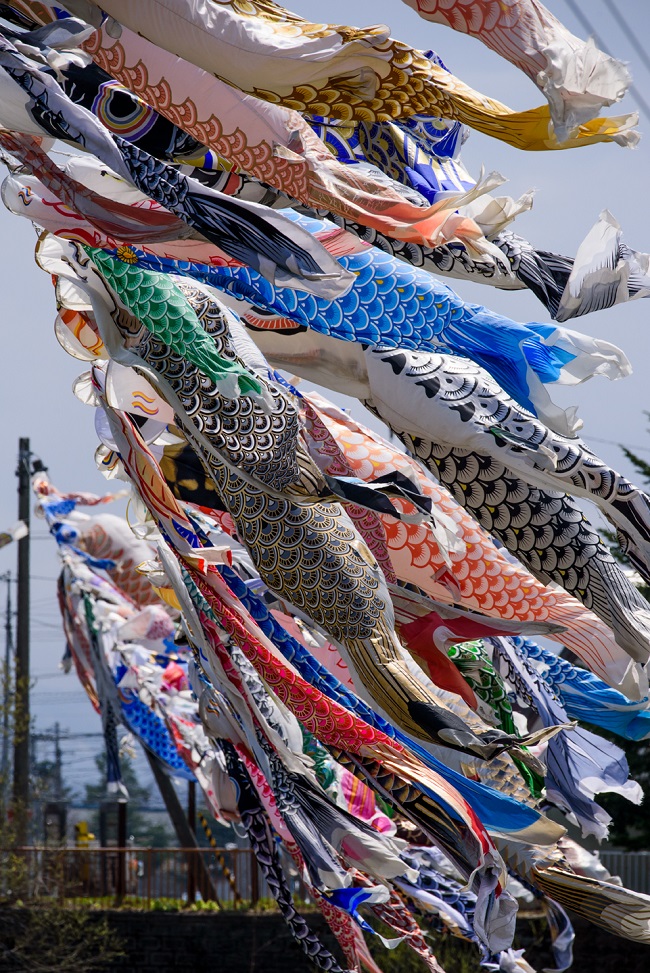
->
[12,438,31,844]
[53,722,62,802]
[1,571,12,803]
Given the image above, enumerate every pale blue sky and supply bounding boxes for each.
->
[0,0,648,791]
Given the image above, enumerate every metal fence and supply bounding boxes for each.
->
[599,851,650,894]
[3,847,649,910]
[0,847,309,909]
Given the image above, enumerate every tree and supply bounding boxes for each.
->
[31,758,73,806]
[596,730,650,850]
[30,754,74,847]
[84,753,173,848]
[0,907,125,972]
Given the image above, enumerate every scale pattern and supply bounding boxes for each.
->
[98,266,304,492]
[362,346,650,578]
[110,208,630,432]
[88,246,263,398]
[92,257,517,751]
[89,0,634,151]
[363,402,650,663]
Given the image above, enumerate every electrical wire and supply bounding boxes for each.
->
[563,0,650,124]
[587,435,650,455]
[33,699,90,705]
[33,730,104,739]
[32,692,89,701]
[600,0,650,78]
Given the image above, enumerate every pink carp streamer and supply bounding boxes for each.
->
[305,392,647,694]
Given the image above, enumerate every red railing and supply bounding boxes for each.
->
[0,847,309,909]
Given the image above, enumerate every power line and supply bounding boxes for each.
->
[4,577,57,584]
[587,435,650,455]
[38,751,99,760]
[32,689,86,696]
[563,0,650,125]
[60,745,105,752]
[33,730,103,740]
[600,0,650,79]
[32,697,89,705]
[66,803,170,813]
